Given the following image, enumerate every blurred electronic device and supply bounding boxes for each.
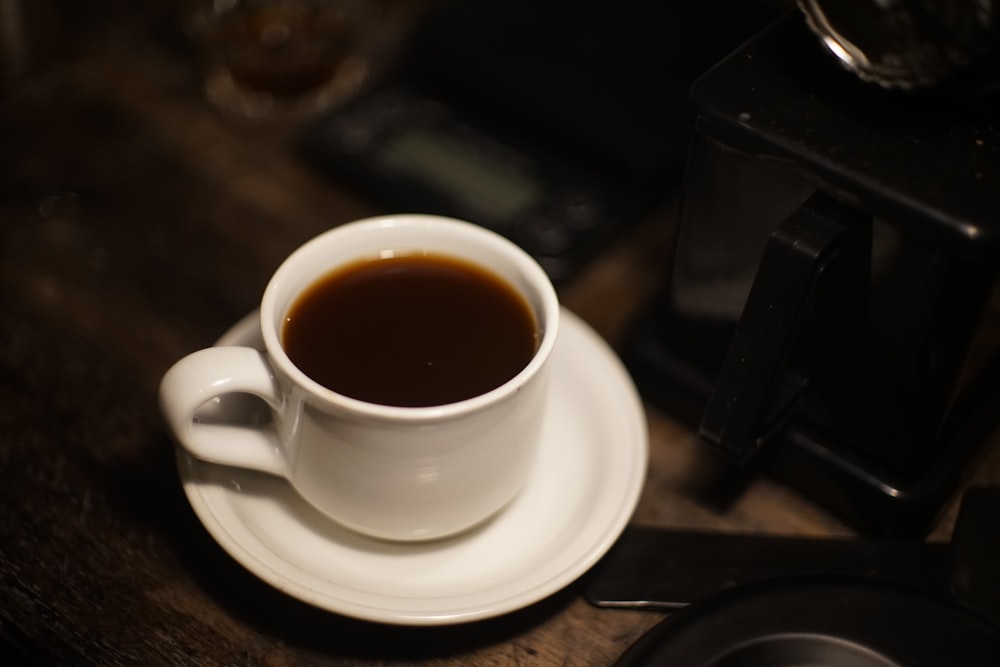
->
[299,0,778,280]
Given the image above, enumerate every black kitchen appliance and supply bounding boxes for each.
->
[624,11,1000,536]
[591,486,1000,666]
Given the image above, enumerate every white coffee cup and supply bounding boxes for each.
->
[159,214,559,541]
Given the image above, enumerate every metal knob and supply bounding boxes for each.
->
[797,0,1000,89]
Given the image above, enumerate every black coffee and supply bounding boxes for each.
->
[282,254,539,407]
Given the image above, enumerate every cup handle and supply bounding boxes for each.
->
[159,346,287,477]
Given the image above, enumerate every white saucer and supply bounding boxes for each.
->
[177,307,648,626]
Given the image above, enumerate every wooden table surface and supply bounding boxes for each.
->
[3,3,1000,665]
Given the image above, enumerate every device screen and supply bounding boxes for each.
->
[373,127,545,223]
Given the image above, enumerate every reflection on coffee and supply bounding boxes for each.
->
[283,253,538,407]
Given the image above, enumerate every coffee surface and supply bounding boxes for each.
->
[283,254,539,407]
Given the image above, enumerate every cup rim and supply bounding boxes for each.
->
[258,214,560,422]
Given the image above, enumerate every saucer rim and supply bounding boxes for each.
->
[176,307,648,625]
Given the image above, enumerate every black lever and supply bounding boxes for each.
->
[698,193,872,464]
